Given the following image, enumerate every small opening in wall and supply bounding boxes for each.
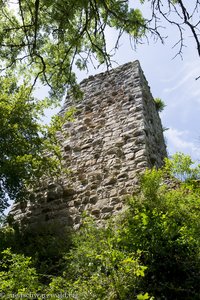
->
[85,105,93,112]
[128,95,135,102]
[150,157,156,166]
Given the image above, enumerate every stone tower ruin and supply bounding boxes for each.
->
[10,60,167,230]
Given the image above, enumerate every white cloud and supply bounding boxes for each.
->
[163,61,200,95]
[165,128,200,161]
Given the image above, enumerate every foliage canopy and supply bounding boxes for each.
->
[0,0,199,100]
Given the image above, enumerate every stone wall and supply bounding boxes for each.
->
[10,60,167,230]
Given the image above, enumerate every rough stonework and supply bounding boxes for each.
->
[9,60,167,230]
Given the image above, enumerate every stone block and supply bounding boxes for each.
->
[125,153,135,160]
[110,189,118,197]
[135,149,147,158]
[104,176,117,186]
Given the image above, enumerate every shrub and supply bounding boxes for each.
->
[47,217,149,300]
[154,98,166,112]
[118,163,200,299]
[0,249,41,299]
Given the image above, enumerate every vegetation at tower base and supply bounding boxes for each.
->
[121,168,200,299]
[0,74,74,217]
[1,154,200,299]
